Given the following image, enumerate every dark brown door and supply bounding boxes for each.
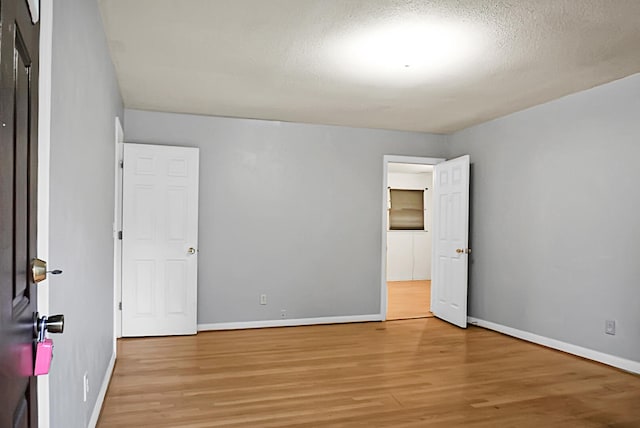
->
[0,0,40,426]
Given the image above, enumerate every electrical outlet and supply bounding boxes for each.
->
[280,309,286,319]
[260,294,267,305]
[83,372,89,402]
[605,319,616,335]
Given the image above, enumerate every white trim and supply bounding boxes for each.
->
[198,314,383,331]
[37,2,53,427]
[113,117,124,343]
[27,0,40,23]
[468,317,640,374]
[380,155,445,320]
[88,352,116,428]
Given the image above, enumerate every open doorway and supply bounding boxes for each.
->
[380,156,444,320]
[386,162,433,319]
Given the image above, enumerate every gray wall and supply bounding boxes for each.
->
[48,0,123,426]
[449,73,640,362]
[124,109,447,324]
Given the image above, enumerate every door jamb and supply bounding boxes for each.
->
[113,118,124,341]
[380,155,445,320]
[37,2,53,427]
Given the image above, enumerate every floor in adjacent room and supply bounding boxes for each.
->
[98,318,640,427]
[387,280,432,320]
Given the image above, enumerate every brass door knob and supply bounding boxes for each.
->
[188,247,197,255]
[456,248,464,254]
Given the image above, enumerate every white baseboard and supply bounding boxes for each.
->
[198,314,384,331]
[88,352,116,428]
[468,317,640,374]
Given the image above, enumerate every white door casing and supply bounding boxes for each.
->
[122,143,199,336]
[431,155,470,328]
[114,117,124,341]
[380,156,445,318]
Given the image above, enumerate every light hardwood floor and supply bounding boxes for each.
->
[387,280,432,320]
[98,318,640,427]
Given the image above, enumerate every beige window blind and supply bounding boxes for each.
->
[389,189,424,230]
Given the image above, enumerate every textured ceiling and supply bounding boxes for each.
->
[98,0,640,133]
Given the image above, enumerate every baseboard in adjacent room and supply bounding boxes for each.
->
[468,316,640,375]
[88,352,116,428]
[198,314,384,331]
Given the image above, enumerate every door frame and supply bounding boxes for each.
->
[113,117,124,340]
[37,2,53,427]
[380,155,445,320]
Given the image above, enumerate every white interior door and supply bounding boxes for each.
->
[122,143,199,336]
[431,155,470,328]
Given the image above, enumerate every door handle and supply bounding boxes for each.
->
[455,248,472,254]
[188,247,198,255]
[34,313,65,336]
[44,315,65,333]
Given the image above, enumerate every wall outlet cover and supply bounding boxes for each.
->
[605,319,616,335]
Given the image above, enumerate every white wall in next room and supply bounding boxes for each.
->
[387,171,433,281]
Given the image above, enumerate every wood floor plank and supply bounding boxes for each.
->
[98,318,640,427]
[387,280,431,320]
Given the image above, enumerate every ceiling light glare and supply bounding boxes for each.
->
[331,19,484,86]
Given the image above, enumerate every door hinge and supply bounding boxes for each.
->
[117,231,123,240]
[119,160,124,169]
[118,301,122,311]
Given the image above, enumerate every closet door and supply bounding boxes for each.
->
[412,233,431,280]
[386,232,413,281]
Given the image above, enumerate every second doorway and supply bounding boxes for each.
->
[386,162,433,320]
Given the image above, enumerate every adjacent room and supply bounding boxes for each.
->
[1,1,639,428]
[386,162,434,320]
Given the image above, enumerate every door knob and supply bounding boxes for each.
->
[45,315,65,333]
[34,314,65,336]
[456,248,472,254]
[188,247,197,255]
[456,248,464,254]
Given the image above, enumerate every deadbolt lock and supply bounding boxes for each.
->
[31,258,63,283]
[32,258,47,283]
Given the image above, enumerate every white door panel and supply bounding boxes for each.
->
[122,143,199,336]
[431,155,470,328]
